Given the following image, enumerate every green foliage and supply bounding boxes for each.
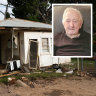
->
[25,72,64,79]
[0,77,8,84]
[5,12,10,19]
[7,0,51,23]
[93,35,96,41]
[72,58,95,70]
[7,0,96,32]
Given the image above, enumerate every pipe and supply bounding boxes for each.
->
[81,58,83,72]
[77,58,79,71]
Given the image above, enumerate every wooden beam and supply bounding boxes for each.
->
[0,71,20,78]
[0,27,5,29]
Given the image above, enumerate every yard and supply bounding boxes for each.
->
[0,76,96,96]
[0,58,96,96]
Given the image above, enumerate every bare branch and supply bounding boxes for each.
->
[0,3,13,8]
[0,10,5,15]
[38,10,47,23]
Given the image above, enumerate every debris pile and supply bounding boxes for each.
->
[7,76,35,88]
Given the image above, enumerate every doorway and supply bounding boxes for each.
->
[29,39,38,69]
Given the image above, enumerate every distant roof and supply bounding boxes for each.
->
[0,18,51,29]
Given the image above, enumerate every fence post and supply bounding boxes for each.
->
[77,58,79,71]
[81,58,83,72]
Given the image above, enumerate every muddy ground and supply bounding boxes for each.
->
[0,76,96,96]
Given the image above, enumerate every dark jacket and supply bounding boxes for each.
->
[54,31,91,56]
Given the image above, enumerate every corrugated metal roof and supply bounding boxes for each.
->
[0,18,51,29]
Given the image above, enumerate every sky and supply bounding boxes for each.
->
[0,0,13,20]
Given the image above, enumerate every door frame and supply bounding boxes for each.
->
[29,39,39,69]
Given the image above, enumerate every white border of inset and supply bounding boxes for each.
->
[52,4,93,58]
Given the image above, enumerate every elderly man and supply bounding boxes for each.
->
[54,7,91,56]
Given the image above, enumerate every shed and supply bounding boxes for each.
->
[0,18,71,69]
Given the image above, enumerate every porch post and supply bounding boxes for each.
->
[77,58,79,71]
[11,28,14,60]
[81,58,83,72]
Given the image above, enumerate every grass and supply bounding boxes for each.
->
[25,72,64,80]
[0,72,64,84]
[0,77,8,84]
[72,58,96,70]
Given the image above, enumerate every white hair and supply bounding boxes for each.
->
[62,7,83,24]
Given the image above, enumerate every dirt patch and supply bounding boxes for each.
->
[0,76,96,96]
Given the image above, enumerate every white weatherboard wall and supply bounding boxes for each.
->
[24,32,52,67]
[23,31,71,67]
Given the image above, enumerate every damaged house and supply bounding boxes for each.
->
[0,18,71,70]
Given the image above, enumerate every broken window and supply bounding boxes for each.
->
[42,38,49,52]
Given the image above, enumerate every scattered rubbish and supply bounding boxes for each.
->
[21,76,29,82]
[8,77,16,84]
[63,74,67,77]
[56,69,62,73]
[0,69,9,74]
[16,80,30,88]
[33,72,41,74]
[21,76,35,88]
[40,68,46,72]
[28,81,35,88]
[21,65,30,73]
[0,71,20,78]
[6,60,21,71]
[80,72,87,77]
[45,71,53,73]
[65,70,73,74]
[19,73,30,75]
[52,64,59,70]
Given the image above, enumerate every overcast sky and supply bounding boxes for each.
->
[0,0,13,20]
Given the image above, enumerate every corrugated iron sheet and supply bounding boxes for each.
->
[0,18,51,29]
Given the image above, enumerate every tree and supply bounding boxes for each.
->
[7,0,96,32]
[0,3,10,19]
[7,0,52,23]
[5,12,10,19]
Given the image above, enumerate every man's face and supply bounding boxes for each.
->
[63,10,82,35]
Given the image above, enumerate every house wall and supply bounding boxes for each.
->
[23,31,71,67]
[24,32,52,65]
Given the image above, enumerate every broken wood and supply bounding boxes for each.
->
[0,71,20,78]
[8,77,16,84]
[19,73,30,75]
[21,76,29,82]
[0,69,9,74]
[16,80,30,87]
[21,65,30,73]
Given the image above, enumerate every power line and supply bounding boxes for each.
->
[0,10,5,15]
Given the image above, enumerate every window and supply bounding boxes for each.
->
[42,38,49,52]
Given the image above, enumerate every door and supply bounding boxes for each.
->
[29,39,38,69]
